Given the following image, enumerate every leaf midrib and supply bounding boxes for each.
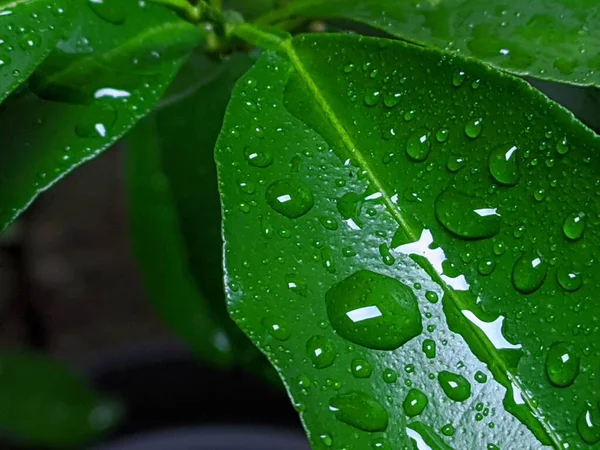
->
[277,37,562,448]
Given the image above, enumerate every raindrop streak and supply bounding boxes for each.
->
[563,212,585,240]
[266,179,314,218]
[577,403,600,444]
[351,358,372,378]
[556,267,582,292]
[435,190,501,239]
[244,147,273,167]
[438,371,471,402]
[325,270,422,350]
[306,336,336,368]
[489,145,520,186]
[262,317,291,341]
[402,389,428,417]
[329,391,389,432]
[87,0,126,24]
[406,130,431,161]
[464,118,483,138]
[545,342,579,388]
[512,252,547,294]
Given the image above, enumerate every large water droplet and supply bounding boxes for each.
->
[577,403,600,444]
[87,0,126,24]
[512,252,547,294]
[405,130,431,161]
[266,179,314,218]
[438,371,471,402]
[351,358,372,378]
[464,118,483,138]
[435,190,501,239]
[489,144,520,186]
[329,391,389,432]
[545,342,579,388]
[325,270,422,350]
[306,335,336,368]
[563,212,585,240]
[402,389,428,417]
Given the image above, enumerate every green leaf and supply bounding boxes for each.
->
[0,351,122,446]
[126,53,258,367]
[0,0,71,103]
[0,0,205,231]
[216,32,600,449]
[258,0,600,87]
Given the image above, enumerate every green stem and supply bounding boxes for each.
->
[148,0,202,22]
[211,0,223,11]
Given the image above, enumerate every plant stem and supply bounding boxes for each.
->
[148,0,202,22]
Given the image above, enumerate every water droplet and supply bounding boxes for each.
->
[383,92,401,108]
[329,391,389,432]
[438,371,471,402]
[319,433,333,447]
[306,335,336,368]
[406,130,431,161]
[378,243,395,266]
[371,437,391,449]
[321,247,336,273]
[74,105,116,138]
[436,128,449,142]
[435,190,501,239]
[425,291,439,304]
[343,63,355,73]
[364,91,381,106]
[577,403,600,444]
[489,144,520,186]
[285,274,307,296]
[382,368,398,383]
[563,212,585,240]
[556,267,582,292]
[556,137,569,155]
[266,179,314,218]
[319,216,339,231]
[244,147,273,168]
[402,388,428,417]
[465,118,483,138]
[422,339,436,359]
[477,258,496,276]
[351,358,372,378]
[262,317,291,341]
[446,156,465,172]
[475,371,488,383]
[325,270,422,350]
[87,0,126,25]
[512,252,547,294]
[19,32,41,50]
[452,71,466,87]
[441,424,455,436]
[545,342,579,387]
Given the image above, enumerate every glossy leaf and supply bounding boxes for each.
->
[0,0,205,231]
[216,32,600,449]
[0,351,122,446]
[126,54,257,367]
[258,0,600,87]
[0,0,70,103]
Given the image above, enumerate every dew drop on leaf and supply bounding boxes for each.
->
[464,118,483,138]
[364,91,381,106]
[244,146,273,168]
[489,144,520,186]
[306,335,336,368]
[474,371,488,383]
[441,424,456,436]
[545,342,579,388]
[351,358,372,378]
[446,156,465,172]
[405,130,431,161]
[319,216,339,231]
[556,267,582,292]
[477,258,496,276]
[383,92,401,108]
[402,388,428,417]
[74,105,116,138]
[382,368,398,383]
[325,270,422,350]
[435,128,449,142]
[556,137,569,155]
[577,403,600,444]
[435,190,501,239]
[262,317,291,341]
[425,291,439,304]
[87,0,126,25]
[438,371,472,402]
[452,71,466,87]
[265,179,314,218]
[422,339,436,359]
[562,212,585,240]
[329,391,389,432]
[511,252,547,294]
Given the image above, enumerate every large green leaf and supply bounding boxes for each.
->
[0,351,122,446]
[258,0,600,87]
[0,0,70,103]
[0,0,205,231]
[216,31,600,449]
[126,54,261,367]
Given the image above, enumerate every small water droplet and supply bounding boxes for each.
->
[464,118,483,138]
[406,130,431,161]
[329,391,389,432]
[382,368,398,383]
[87,0,126,24]
[306,335,336,368]
[402,388,428,417]
[364,91,381,106]
[371,437,391,449]
[75,105,116,138]
[447,156,465,172]
[343,63,355,73]
[422,339,436,359]
[556,137,569,155]
[262,317,291,341]
[512,252,547,294]
[489,144,519,186]
[556,267,582,292]
[577,403,600,444]
[319,216,339,231]
[319,433,333,447]
[452,71,466,87]
[438,371,471,402]
[545,342,579,387]
[351,358,372,378]
[441,424,455,436]
[477,258,496,276]
[244,147,273,167]
[383,92,401,107]
[435,128,449,142]
[563,212,585,240]
[325,270,422,350]
[475,371,488,383]
[19,32,41,50]
[266,179,314,218]
[425,291,439,304]
[435,190,501,239]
